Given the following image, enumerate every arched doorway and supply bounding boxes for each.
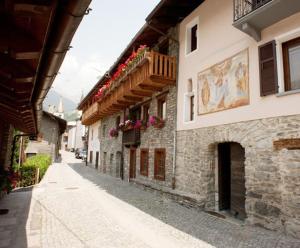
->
[218,142,246,220]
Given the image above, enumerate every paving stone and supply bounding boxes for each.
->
[0,151,299,248]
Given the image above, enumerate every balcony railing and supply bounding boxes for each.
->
[122,128,140,145]
[98,51,176,118]
[81,102,100,125]
[234,0,273,21]
[233,0,300,41]
[81,51,176,124]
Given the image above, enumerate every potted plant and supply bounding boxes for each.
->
[0,169,19,194]
[109,128,118,138]
[124,120,134,131]
[149,116,165,128]
[134,120,142,129]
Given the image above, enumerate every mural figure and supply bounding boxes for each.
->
[198,50,249,115]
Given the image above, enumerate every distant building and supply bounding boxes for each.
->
[48,96,64,119]
[25,111,66,162]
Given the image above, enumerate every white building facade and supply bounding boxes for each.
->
[175,0,300,238]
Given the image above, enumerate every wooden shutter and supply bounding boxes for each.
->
[259,40,278,96]
[154,148,166,181]
[140,149,149,177]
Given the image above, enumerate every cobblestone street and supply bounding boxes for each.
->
[0,151,299,248]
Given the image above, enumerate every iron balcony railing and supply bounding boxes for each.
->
[234,0,273,21]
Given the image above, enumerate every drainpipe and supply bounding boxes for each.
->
[171,27,180,190]
[85,126,89,166]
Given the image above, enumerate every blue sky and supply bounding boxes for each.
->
[51,0,160,103]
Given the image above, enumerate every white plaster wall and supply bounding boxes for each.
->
[88,120,101,165]
[177,0,300,131]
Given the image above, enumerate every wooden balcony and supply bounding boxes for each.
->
[123,128,140,146]
[98,51,176,118]
[81,102,100,125]
[233,0,300,41]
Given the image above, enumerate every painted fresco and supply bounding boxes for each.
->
[197,50,249,115]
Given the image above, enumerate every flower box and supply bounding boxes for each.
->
[149,116,165,129]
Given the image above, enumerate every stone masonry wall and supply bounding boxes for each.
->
[124,84,177,189]
[176,114,300,238]
[99,113,123,178]
[124,26,179,188]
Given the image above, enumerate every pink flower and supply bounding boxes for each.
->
[149,116,156,125]
[134,120,142,129]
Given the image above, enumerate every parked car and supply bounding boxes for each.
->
[75,148,87,160]
[75,148,81,159]
[81,150,87,162]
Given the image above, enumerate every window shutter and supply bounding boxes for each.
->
[259,40,278,96]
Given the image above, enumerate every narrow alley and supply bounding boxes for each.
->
[0,151,299,248]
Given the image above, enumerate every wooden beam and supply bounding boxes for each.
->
[130,89,153,97]
[0,54,35,82]
[139,84,163,92]
[123,95,143,102]
[117,100,135,106]
[13,3,52,16]
[0,22,42,60]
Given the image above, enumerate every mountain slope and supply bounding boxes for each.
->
[43,89,77,112]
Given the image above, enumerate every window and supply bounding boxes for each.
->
[142,104,150,123]
[140,149,149,177]
[190,95,195,121]
[184,79,195,122]
[91,129,94,140]
[154,148,166,181]
[103,152,107,173]
[186,20,198,54]
[157,96,167,120]
[116,116,120,129]
[282,37,300,91]
[259,41,278,96]
[191,25,198,52]
[158,39,169,55]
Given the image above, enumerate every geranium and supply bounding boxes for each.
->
[0,169,20,194]
[134,120,142,129]
[148,116,165,128]
[118,122,125,130]
[94,45,149,101]
[109,128,118,138]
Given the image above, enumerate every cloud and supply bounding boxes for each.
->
[52,54,110,103]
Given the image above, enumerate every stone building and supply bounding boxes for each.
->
[78,2,203,190]
[175,0,300,238]
[25,112,66,162]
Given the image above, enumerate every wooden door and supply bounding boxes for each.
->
[218,143,231,210]
[129,148,136,179]
[230,143,246,220]
[116,152,122,178]
[103,152,107,173]
[95,152,99,169]
[89,151,93,163]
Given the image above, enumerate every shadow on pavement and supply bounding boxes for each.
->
[68,161,300,248]
[0,187,33,248]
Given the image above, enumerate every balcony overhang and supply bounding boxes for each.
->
[233,0,300,41]
[81,51,176,125]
